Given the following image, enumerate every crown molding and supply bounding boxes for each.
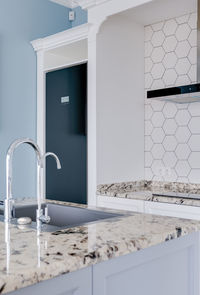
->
[76,0,112,9]
[50,0,78,9]
[50,0,111,9]
[31,23,91,52]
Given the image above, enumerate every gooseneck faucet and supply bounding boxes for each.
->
[37,152,61,224]
[5,138,43,223]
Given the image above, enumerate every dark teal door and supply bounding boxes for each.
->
[46,63,87,204]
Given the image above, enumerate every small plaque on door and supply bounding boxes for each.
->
[61,96,70,104]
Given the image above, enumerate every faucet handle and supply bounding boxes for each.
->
[36,206,51,225]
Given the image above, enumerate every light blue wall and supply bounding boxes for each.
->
[0,0,72,199]
[71,7,88,27]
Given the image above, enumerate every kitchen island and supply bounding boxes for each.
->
[0,200,200,295]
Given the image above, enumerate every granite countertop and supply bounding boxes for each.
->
[97,180,200,207]
[1,200,200,294]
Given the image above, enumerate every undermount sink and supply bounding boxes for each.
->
[0,203,122,231]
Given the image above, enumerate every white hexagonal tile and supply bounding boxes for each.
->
[151,160,164,176]
[163,19,177,36]
[151,112,165,127]
[151,31,165,47]
[151,100,165,112]
[151,128,165,143]
[176,23,191,41]
[175,144,191,160]
[145,105,153,120]
[188,47,197,65]
[163,103,177,118]
[175,126,191,143]
[151,79,165,90]
[188,117,200,134]
[175,110,191,126]
[163,152,177,167]
[175,58,191,75]
[145,73,153,89]
[151,63,165,79]
[163,119,177,135]
[163,36,178,53]
[145,41,153,57]
[145,26,154,42]
[176,103,189,110]
[164,168,178,182]
[145,167,153,180]
[145,152,153,167]
[188,65,197,83]
[177,177,189,183]
[188,135,200,151]
[152,22,164,32]
[175,40,191,58]
[188,13,197,30]
[175,160,191,176]
[188,152,200,168]
[145,120,153,136]
[188,169,200,183]
[188,103,200,116]
[176,75,191,86]
[163,136,177,151]
[176,14,190,25]
[151,47,165,63]
[151,144,165,159]
[163,52,177,69]
[188,29,197,47]
[163,69,177,86]
[145,57,153,73]
[145,135,154,151]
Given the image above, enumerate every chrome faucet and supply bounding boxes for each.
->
[5,138,62,230]
[5,138,43,223]
[37,152,61,224]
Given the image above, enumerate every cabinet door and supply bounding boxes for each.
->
[93,232,200,295]
[8,267,92,295]
[145,201,200,220]
[97,196,144,213]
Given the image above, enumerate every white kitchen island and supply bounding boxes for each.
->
[1,200,200,295]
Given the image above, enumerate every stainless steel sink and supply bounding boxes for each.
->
[0,203,122,231]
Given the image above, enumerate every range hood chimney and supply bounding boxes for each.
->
[147,0,200,104]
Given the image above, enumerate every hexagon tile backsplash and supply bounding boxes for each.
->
[144,12,200,184]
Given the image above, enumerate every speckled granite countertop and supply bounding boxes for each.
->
[1,200,200,294]
[97,180,200,207]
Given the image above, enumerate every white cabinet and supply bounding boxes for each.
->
[97,195,200,220]
[8,267,92,295]
[93,232,200,295]
[144,201,200,221]
[97,195,144,213]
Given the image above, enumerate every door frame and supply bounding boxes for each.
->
[31,24,96,205]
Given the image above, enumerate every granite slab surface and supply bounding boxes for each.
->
[1,200,200,293]
[97,181,200,207]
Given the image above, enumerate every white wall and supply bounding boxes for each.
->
[96,14,144,184]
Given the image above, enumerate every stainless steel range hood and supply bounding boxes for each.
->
[147,0,200,104]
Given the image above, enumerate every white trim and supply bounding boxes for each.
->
[36,50,46,198]
[44,58,88,73]
[31,23,97,205]
[31,23,92,52]
[76,0,112,9]
[50,0,112,9]
[50,0,79,8]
